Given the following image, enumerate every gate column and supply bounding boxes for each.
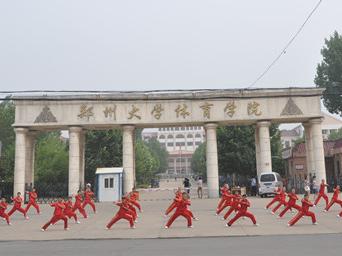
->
[68,127,82,196]
[25,131,37,188]
[122,125,135,194]
[257,121,272,173]
[204,123,219,198]
[13,127,29,196]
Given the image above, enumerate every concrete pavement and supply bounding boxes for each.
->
[1,190,342,241]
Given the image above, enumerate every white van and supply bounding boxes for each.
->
[258,172,283,197]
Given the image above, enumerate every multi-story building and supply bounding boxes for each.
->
[142,126,205,176]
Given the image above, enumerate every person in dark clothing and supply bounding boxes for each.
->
[183,178,191,194]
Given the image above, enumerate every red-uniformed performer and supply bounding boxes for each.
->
[64,197,80,224]
[72,190,88,218]
[216,187,233,215]
[325,185,342,211]
[314,179,329,208]
[165,187,183,216]
[226,194,258,227]
[25,188,40,215]
[8,192,28,219]
[265,186,281,210]
[278,188,302,218]
[288,193,317,226]
[271,187,287,214]
[128,191,142,213]
[217,184,229,210]
[82,187,96,214]
[106,197,135,229]
[222,192,241,220]
[0,198,11,225]
[165,192,193,229]
[41,198,68,231]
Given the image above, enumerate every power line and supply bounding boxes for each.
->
[248,0,323,88]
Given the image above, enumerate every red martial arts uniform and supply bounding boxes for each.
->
[73,194,87,218]
[106,201,134,229]
[223,194,240,220]
[314,183,329,207]
[265,187,281,209]
[64,201,78,222]
[278,192,302,217]
[165,191,182,215]
[165,198,192,228]
[82,191,96,213]
[217,186,229,210]
[42,202,68,230]
[288,198,316,226]
[216,190,233,215]
[0,202,11,225]
[271,190,287,214]
[129,193,142,212]
[325,187,342,211]
[227,198,256,226]
[8,196,27,218]
[25,191,40,214]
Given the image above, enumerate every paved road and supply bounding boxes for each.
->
[1,234,342,256]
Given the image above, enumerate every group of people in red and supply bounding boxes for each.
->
[216,184,258,227]
[265,179,342,226]
[41,185,96,231]
[0,188,41,225]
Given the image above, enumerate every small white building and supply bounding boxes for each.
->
[95,167,123,202]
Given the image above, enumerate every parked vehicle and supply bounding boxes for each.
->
[258,172,283,198]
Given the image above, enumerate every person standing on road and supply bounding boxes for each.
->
[197,177,203,199]
[165,192,193,229]
[226,194,258,227]
[183,178,191,194]
[250,178,257,196]
[288,192,317,226]
[314,179,329,208]
[25,188,40,215]
[324,185,342,212]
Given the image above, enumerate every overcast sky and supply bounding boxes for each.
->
[0,0,341,91]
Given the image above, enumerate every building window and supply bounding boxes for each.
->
[176,134,185,139]
[175,127,179,131]
[104,178,109,188]
[167,134,174,139]
[195,141,201,146]
[176,142,185,146]
[187,141,193,146]
[181,127,185,131]
[195,133,201,138]
[167,142,174,147]
[159,135,165,139]
[104,178,114,188]
[187,134,193,138]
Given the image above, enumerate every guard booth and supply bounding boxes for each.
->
[95,167,123,202]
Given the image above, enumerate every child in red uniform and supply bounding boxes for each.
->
[106,197,135,229]
[288,193,317,226]
[64,197,80,224]
[314,179,329,208]
[128,191,142,213]
[25,188,40,214]
[82,187,96,214]
[165,192,193,229]
[72,190,87,218]
[165,187,182,216]
[8,192,28,219]
[226,194,258,227]
[271,187,287,214]
[0,198,11,225]
[222,191,241,220]
[41,198,68,231]
[265,186,281,210]
[278,188,301,218]
[216,188,232,215]
[324,185,342,212]
[217,184,229,210]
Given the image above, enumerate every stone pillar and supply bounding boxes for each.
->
[204,123,219,198]
[254,126,261,177]
[68,127,82,196]
[25,131,37,188]
[13,128,28,196]
[79,131,86,189]
[257,121,272,173]
[310,118,327,183]
[303,123,315,176]
[122,125,135,194]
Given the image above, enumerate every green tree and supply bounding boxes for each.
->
[329,128,342,140]
[0,100,15,181]
[144,138,168,174]
[35,132,69,184]
[191,142,206,179]
[135,140,158,186]
[315,31,342,116]
[85,129,123,183]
